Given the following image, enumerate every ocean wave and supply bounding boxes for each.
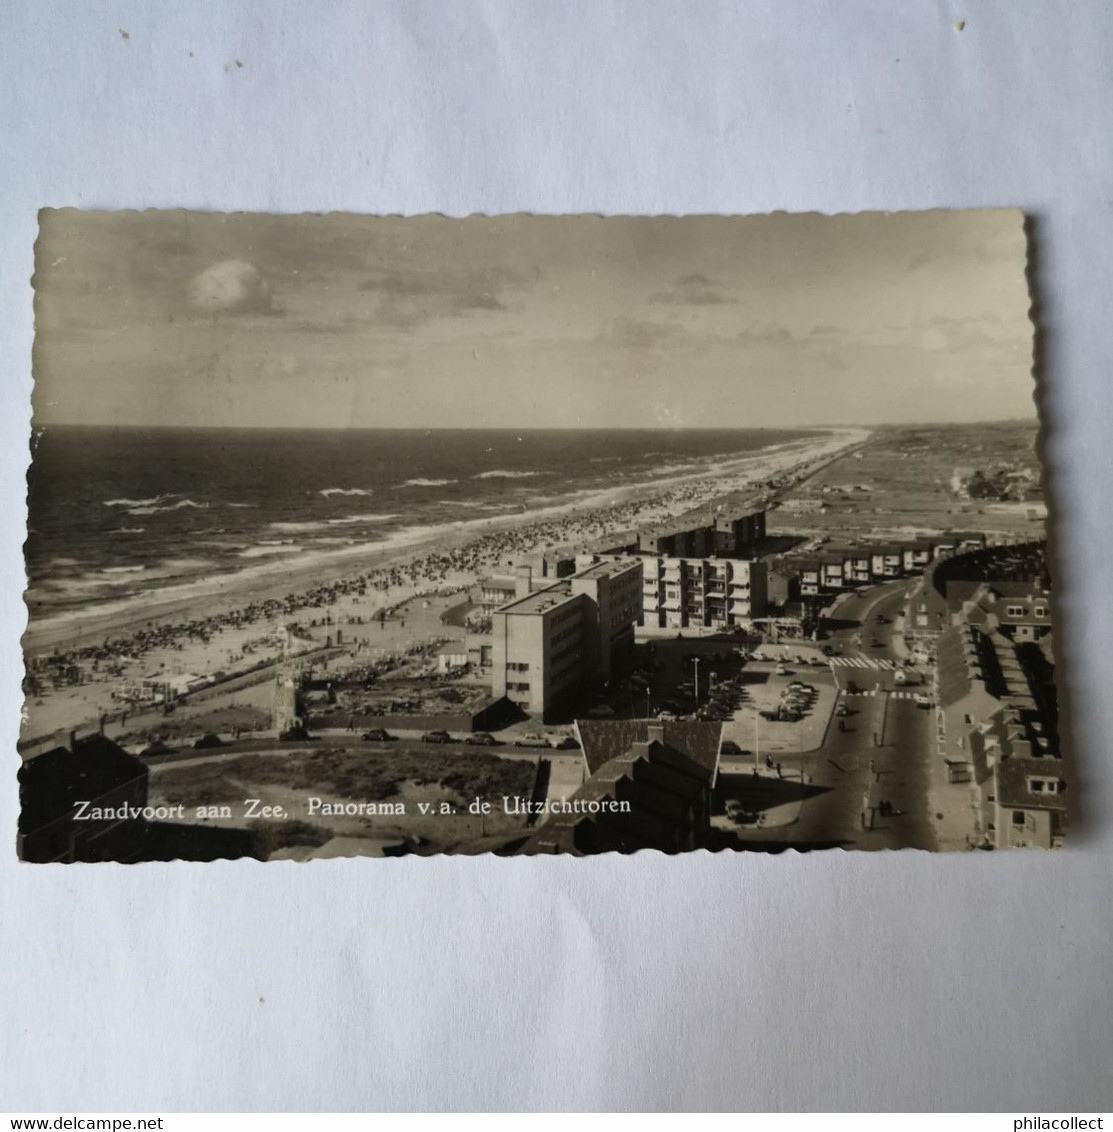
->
[102,565,146,575]
[110,527,146,535]
[104,494,175,508]
[270,513,400,533]
[239,544,305,559]
[125,499,208,516]
[399,477,457,488]
[439,500,517,512]
[269,521,327,533]
[326,513,401,526]
[473,470,541,480]
[319,487,374,497]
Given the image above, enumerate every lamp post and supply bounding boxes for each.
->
[693,657,701,708]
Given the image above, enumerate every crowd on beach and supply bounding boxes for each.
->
[24,441,836,704]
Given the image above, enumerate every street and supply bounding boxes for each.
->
[712,579,944,850]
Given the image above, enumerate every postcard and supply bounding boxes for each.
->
[18,208,1057,860]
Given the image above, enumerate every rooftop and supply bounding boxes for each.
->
[995,757,1067,812]
[495,579,577,616]
[576,718,723,777]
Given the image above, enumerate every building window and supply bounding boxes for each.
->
[1030,780,1044,793]
[1012,811,1026,826]
[1034,605,1048,618]
[1006,604,1025,617]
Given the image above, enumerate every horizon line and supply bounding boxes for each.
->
[31,418,1037,432]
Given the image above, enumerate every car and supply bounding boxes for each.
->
[514,732,551,748]
[463,731,498,746]
[720,739,745,756]
[361,728,395,742]
[551,735,581,751]
[846,680,860,694]
[821,645,834,656]
[914,694,932,709]
[775,664,788,676]
[421,729,454,744]
[894,670,907,685]
[835,703,848,717]
[279,725,312,742]
[725,799,747,822]
[808,656,822,666]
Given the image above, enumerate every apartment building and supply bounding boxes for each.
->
[490,558,643,720]
[639,555,768,630]
[637,507,766,559]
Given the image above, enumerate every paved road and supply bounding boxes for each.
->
[716,578,940,850]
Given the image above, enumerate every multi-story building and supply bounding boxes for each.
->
[639,555,767,630]
[490,558,643,720]
[637,507,766,559]
[471,574,518,616]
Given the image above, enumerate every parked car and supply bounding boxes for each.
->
[894,669,907,685]
[279,725,312,742]
[463,731,498,746]
[421,729,454,744]
[514,732,551,749]
[361,728,395,742]
[846,679,859,694]
[550,735,580,750]
[775,664,788,676]
[835,703,848,717]
[914,694,932,709]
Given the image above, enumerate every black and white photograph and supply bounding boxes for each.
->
[19,207,1055,861]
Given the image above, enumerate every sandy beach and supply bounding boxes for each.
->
[21,427,869,741]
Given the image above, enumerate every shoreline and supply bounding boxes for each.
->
[23,427,868,659]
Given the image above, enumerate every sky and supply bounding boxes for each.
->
[31,208,1035,429]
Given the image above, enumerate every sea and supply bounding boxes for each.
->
[25,426,815,618]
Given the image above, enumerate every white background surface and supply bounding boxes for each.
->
[2,1,1112,1113]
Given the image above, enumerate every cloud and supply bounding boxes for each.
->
[357,267,518,328]
[740,323,793,342]
[188,260,282,316]
[650,272,731,306]
[595,315,686,349]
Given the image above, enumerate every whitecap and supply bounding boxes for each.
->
[125,499,208,516]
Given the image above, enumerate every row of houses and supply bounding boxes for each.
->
[936,624,1062,849]
[922,539,1062,849]
[792,532,989,598]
